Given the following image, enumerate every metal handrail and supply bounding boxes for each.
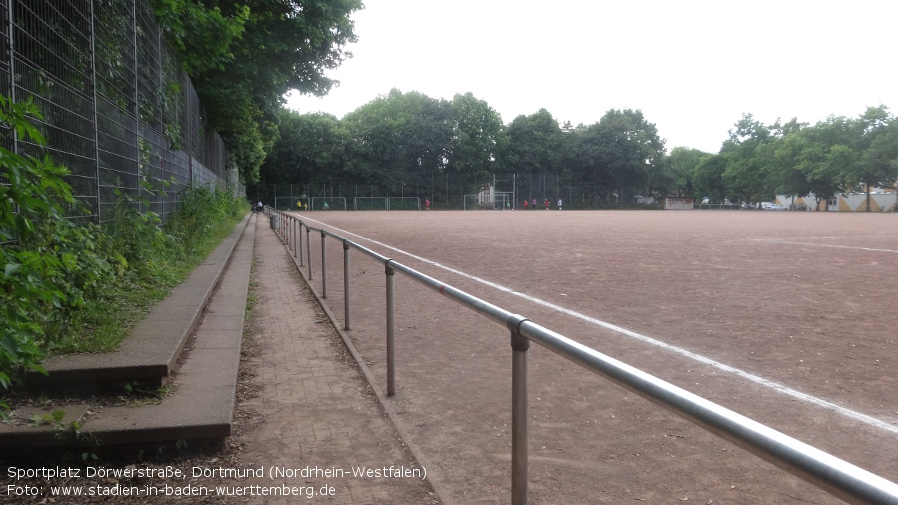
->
[267,208,898,505]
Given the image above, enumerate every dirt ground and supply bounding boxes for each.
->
[286,209,898,504]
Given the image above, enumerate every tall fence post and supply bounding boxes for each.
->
[385,261,396,396]
[320,231,328,298]
[343,241,351,330]
[306,226,312,279]
[507,315,531,505]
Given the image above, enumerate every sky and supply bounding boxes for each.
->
[286,0,898,154]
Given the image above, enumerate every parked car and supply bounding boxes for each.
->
[765,204,786,211]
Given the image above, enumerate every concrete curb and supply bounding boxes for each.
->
[25,213,253,390]
[0,213,255,448]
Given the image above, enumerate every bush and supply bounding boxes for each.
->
[0,93,247,404]
[0,95,121,392]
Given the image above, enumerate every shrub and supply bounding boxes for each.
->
[0,95,121,391]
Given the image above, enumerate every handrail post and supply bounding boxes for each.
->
[306,226,312,279]
[507,315,531,505]
[298,221,304,266]
[385,261,396,396]
[320,231,328,298]
[343,240,351,330]
[293,218,297,257]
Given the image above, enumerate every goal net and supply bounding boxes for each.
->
[310,197,346,210]
[387,197,420,210]
[274,197,309,211]
[354,197,387,211]
[464,193,511,210]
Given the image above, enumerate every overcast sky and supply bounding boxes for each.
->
[286,0,897,154]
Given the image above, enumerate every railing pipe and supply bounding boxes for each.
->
[298,220,304,266]
[515,320,898,505]
[385,262,396,396]
[343,241,351,330]
[320,231,328,298]
[305,226,312,279]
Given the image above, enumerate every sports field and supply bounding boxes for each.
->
[287,209,898,504]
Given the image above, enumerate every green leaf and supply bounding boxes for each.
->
[4,263,21,277]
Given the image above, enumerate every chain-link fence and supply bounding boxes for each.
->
[0,0,242,224]
[250,173,639,211]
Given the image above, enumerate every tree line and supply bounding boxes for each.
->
[260,90,898,210]
[153,2,897,207]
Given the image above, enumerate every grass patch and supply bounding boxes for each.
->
[53,191,247,355]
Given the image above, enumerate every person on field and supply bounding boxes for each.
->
[531,198,537,210]
[425,199,431,211]
[557,198,563,211]
[523,199,528,210]
[544,198,550,210]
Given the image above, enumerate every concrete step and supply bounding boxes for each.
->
[0,212,255,448]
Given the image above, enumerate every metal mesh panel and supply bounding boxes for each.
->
[0,0,236,224]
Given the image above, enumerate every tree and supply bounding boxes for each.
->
[260,110,349,185]
[151,0,362,184]
[666,147,712,197]
[720,114,777,204]
[693,153,728,203]
[342,89,453,192]
[497,109,563,176]
[448,92,505,188]
[848,106,898,212]
[565,122,612,202]
[774,117,849,210]
[593,109,666,204]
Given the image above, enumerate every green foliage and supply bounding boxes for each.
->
[343,89,454,191]
[449,92,505,184]
[55,185,247,355]
[0,93,248,400]
[260,110,348,185]
[149,0,249,75]
[0,95,117,389]
[499,109,563,176]
[156,0,362,185]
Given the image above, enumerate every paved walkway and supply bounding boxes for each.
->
[226,218,440,504]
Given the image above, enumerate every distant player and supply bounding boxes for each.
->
[531,198,537,210]
[544,198,549,210]
[523,199,528,210]
[425,199,431,211]
[557,198,563,211]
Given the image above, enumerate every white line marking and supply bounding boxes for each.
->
[298,215,898,436]
[756,239,898,254]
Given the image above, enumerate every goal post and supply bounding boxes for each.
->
[494,192,512,210]
[464,193,512,210]
[354,197,387,211]
[275,197,309,211]
[387,197,420,210]
[310,197,346,210]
